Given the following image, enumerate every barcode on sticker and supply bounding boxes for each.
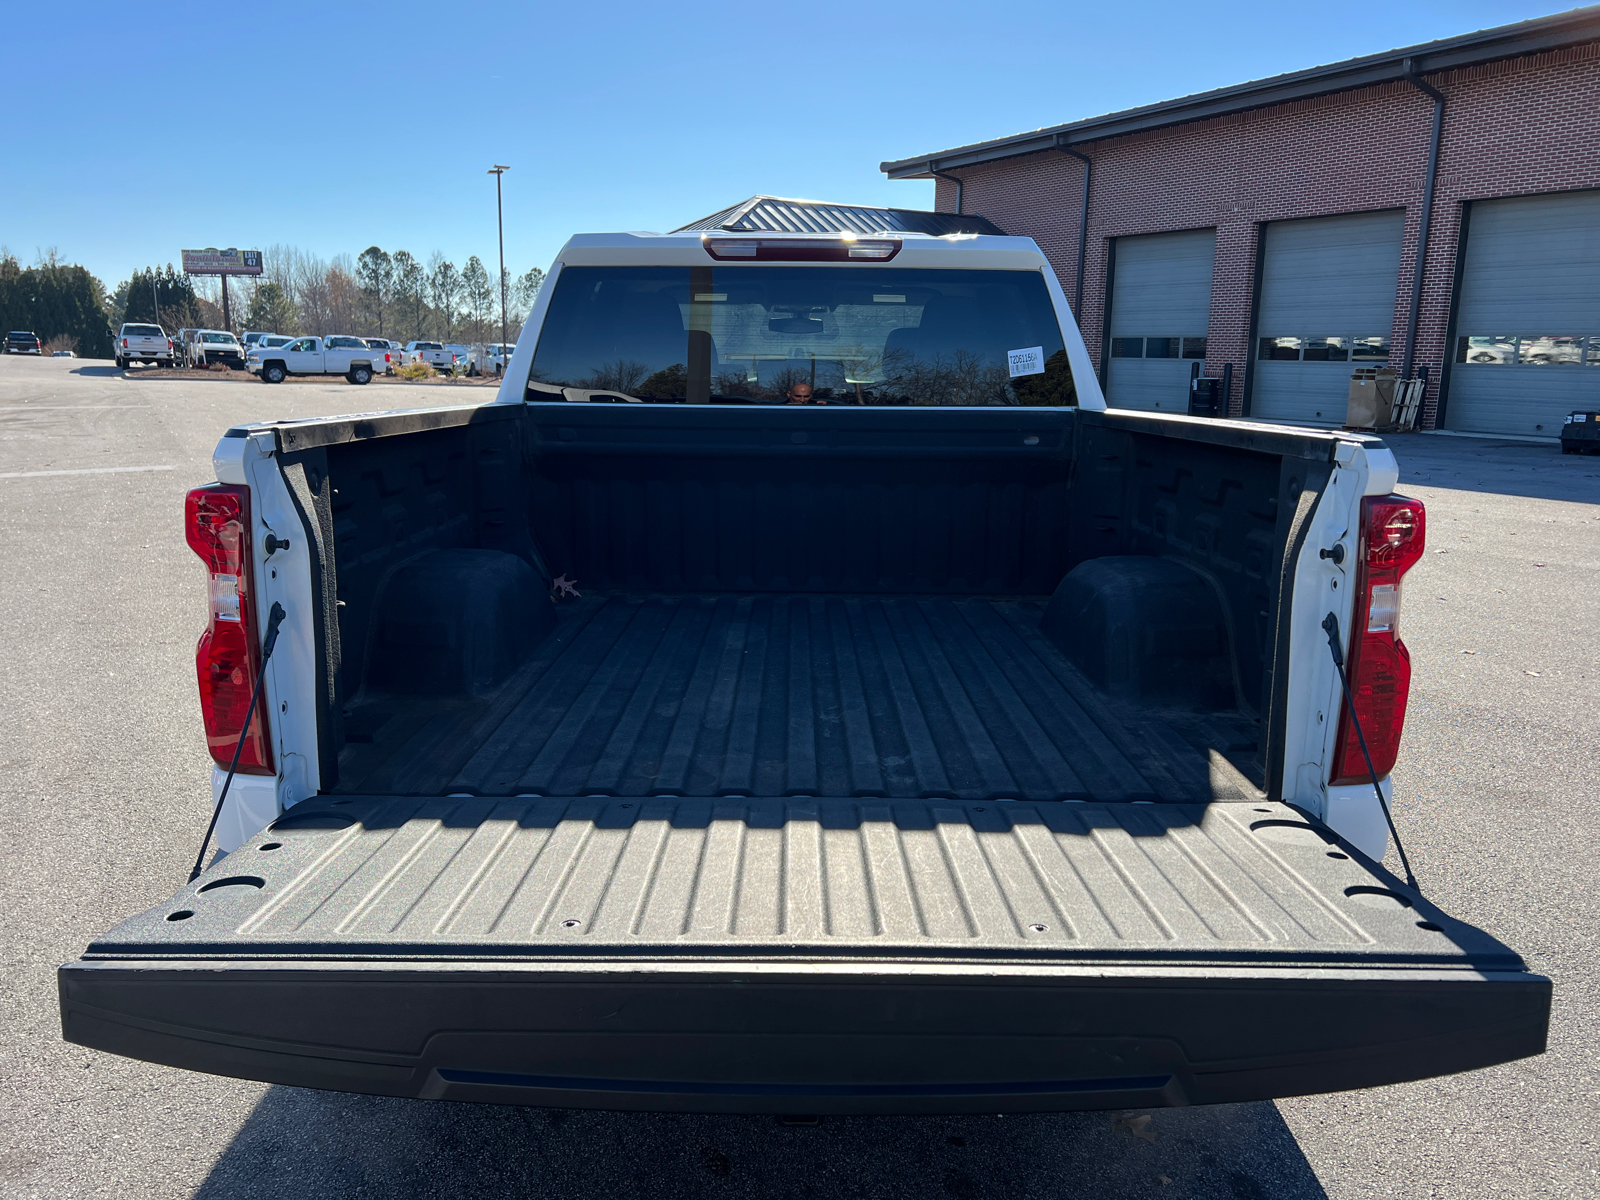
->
[1008,346,1045,378]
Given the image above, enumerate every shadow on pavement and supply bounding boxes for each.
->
[1386,432,1600,504]
[69,365,123,377]
[194,1087,1326,1200]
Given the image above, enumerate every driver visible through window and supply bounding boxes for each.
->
[527,266,1075,406]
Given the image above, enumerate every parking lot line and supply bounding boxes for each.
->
[0,464,174,479]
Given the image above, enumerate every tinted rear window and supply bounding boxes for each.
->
[527,265,1073,406]
[123,325,164,337]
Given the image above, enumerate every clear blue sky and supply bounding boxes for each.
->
[0,0,1569,290]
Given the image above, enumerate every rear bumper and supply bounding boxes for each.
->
[59,957,1549,1114]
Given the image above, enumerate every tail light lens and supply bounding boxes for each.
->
[122,338,128,347]
[185,484,273,774]
[1331,494,1426,785]
[702,235,902,261]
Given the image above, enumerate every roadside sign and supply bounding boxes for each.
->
[181,249,262,276]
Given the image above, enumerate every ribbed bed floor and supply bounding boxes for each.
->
[336,593,1263,803]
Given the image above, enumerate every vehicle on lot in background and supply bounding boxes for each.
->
[115,324,174,369]
[444,342,472,368]
[62,226,1549,1119]
[364,338,404,373]
[6,331,43,354]
[50,349,75,358]
[195,330,246,369]
[257,334,294,351]
[246,334,388,384]
[402,340,457,372]
[242,332,271,352]
[466,342,516,375]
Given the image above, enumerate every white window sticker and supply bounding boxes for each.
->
[1574,413,1588,422]
[1008,346,1046,378]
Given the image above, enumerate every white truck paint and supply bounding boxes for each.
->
[115,323,174,369]
[247,335,389,384]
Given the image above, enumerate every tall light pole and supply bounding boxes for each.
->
[488,165,510,367]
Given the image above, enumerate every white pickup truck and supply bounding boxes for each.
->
[62,228,1547,1117]
[402,340,458,372]
[115,323,174,369]
[246,334,390,384]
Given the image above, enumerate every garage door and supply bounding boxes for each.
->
[1105,229,1215,412]
[1250,210,1405,426]
[1445,189,1600,437]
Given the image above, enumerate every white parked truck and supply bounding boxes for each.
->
[246,334,390,384]
[115,323,174,368]
[402,340,458,372]
[61,228,1548,1117]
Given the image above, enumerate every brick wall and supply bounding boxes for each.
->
[933,43,1600,425]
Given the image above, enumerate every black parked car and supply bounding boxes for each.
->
[6,331,42,354]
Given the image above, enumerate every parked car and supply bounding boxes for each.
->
[115,323,174,369]
[257,334,295,351]
[50,349,75,358]
[364,338,404,374]
[402,340,457,372]
[195,330,246,369]
[466,342,516,376]
[61,226,1549,1118]
[241,331,271,352]
[246,334,389,384]
[6,330,43,354]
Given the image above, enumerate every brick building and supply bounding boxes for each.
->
[882,8,1600,435]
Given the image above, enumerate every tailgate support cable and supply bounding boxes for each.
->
[1322,612,1421,894]
[188,602,287,883]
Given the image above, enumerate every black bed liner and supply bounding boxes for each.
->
[61,796,1548,1112]
[336,592,1264,803]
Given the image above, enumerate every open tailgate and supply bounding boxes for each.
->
[60,797,1548,1114]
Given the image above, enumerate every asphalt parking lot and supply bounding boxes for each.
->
[1,355,1595,1199]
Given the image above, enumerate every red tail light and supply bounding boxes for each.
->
[1331,494,1426,785]
[122,338,128,347]
[185,484,274,774]
[702,235,902,262]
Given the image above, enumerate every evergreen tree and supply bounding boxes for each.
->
[462,256,492,343]
[429,257,461,341]
[120,265,201,332]
[356,246,394,337]
[244,281,298,334]
[0,252,116,358]
[391,251,426,341]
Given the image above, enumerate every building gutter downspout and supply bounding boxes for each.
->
[1400,58,1445,382]
[1056,139,1093,316]
[929,165,963,214]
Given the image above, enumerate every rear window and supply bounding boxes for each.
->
[414,342,442,350]
[123,325,164,337]
[527,265,1073,405]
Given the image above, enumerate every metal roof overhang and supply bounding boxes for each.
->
[882,6,1600,179]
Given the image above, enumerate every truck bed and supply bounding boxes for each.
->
[334,591,1264,804]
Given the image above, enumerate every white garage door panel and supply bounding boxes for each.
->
[1249,363,1360,424]
[1106,358,1194,413]
[1252,210,1405,426]
[1448,371,1597,436]
[1446,190,1600,436]
[1456,190,1600,331]
[1106,229,1215,411]
[1109,230,1216,337]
